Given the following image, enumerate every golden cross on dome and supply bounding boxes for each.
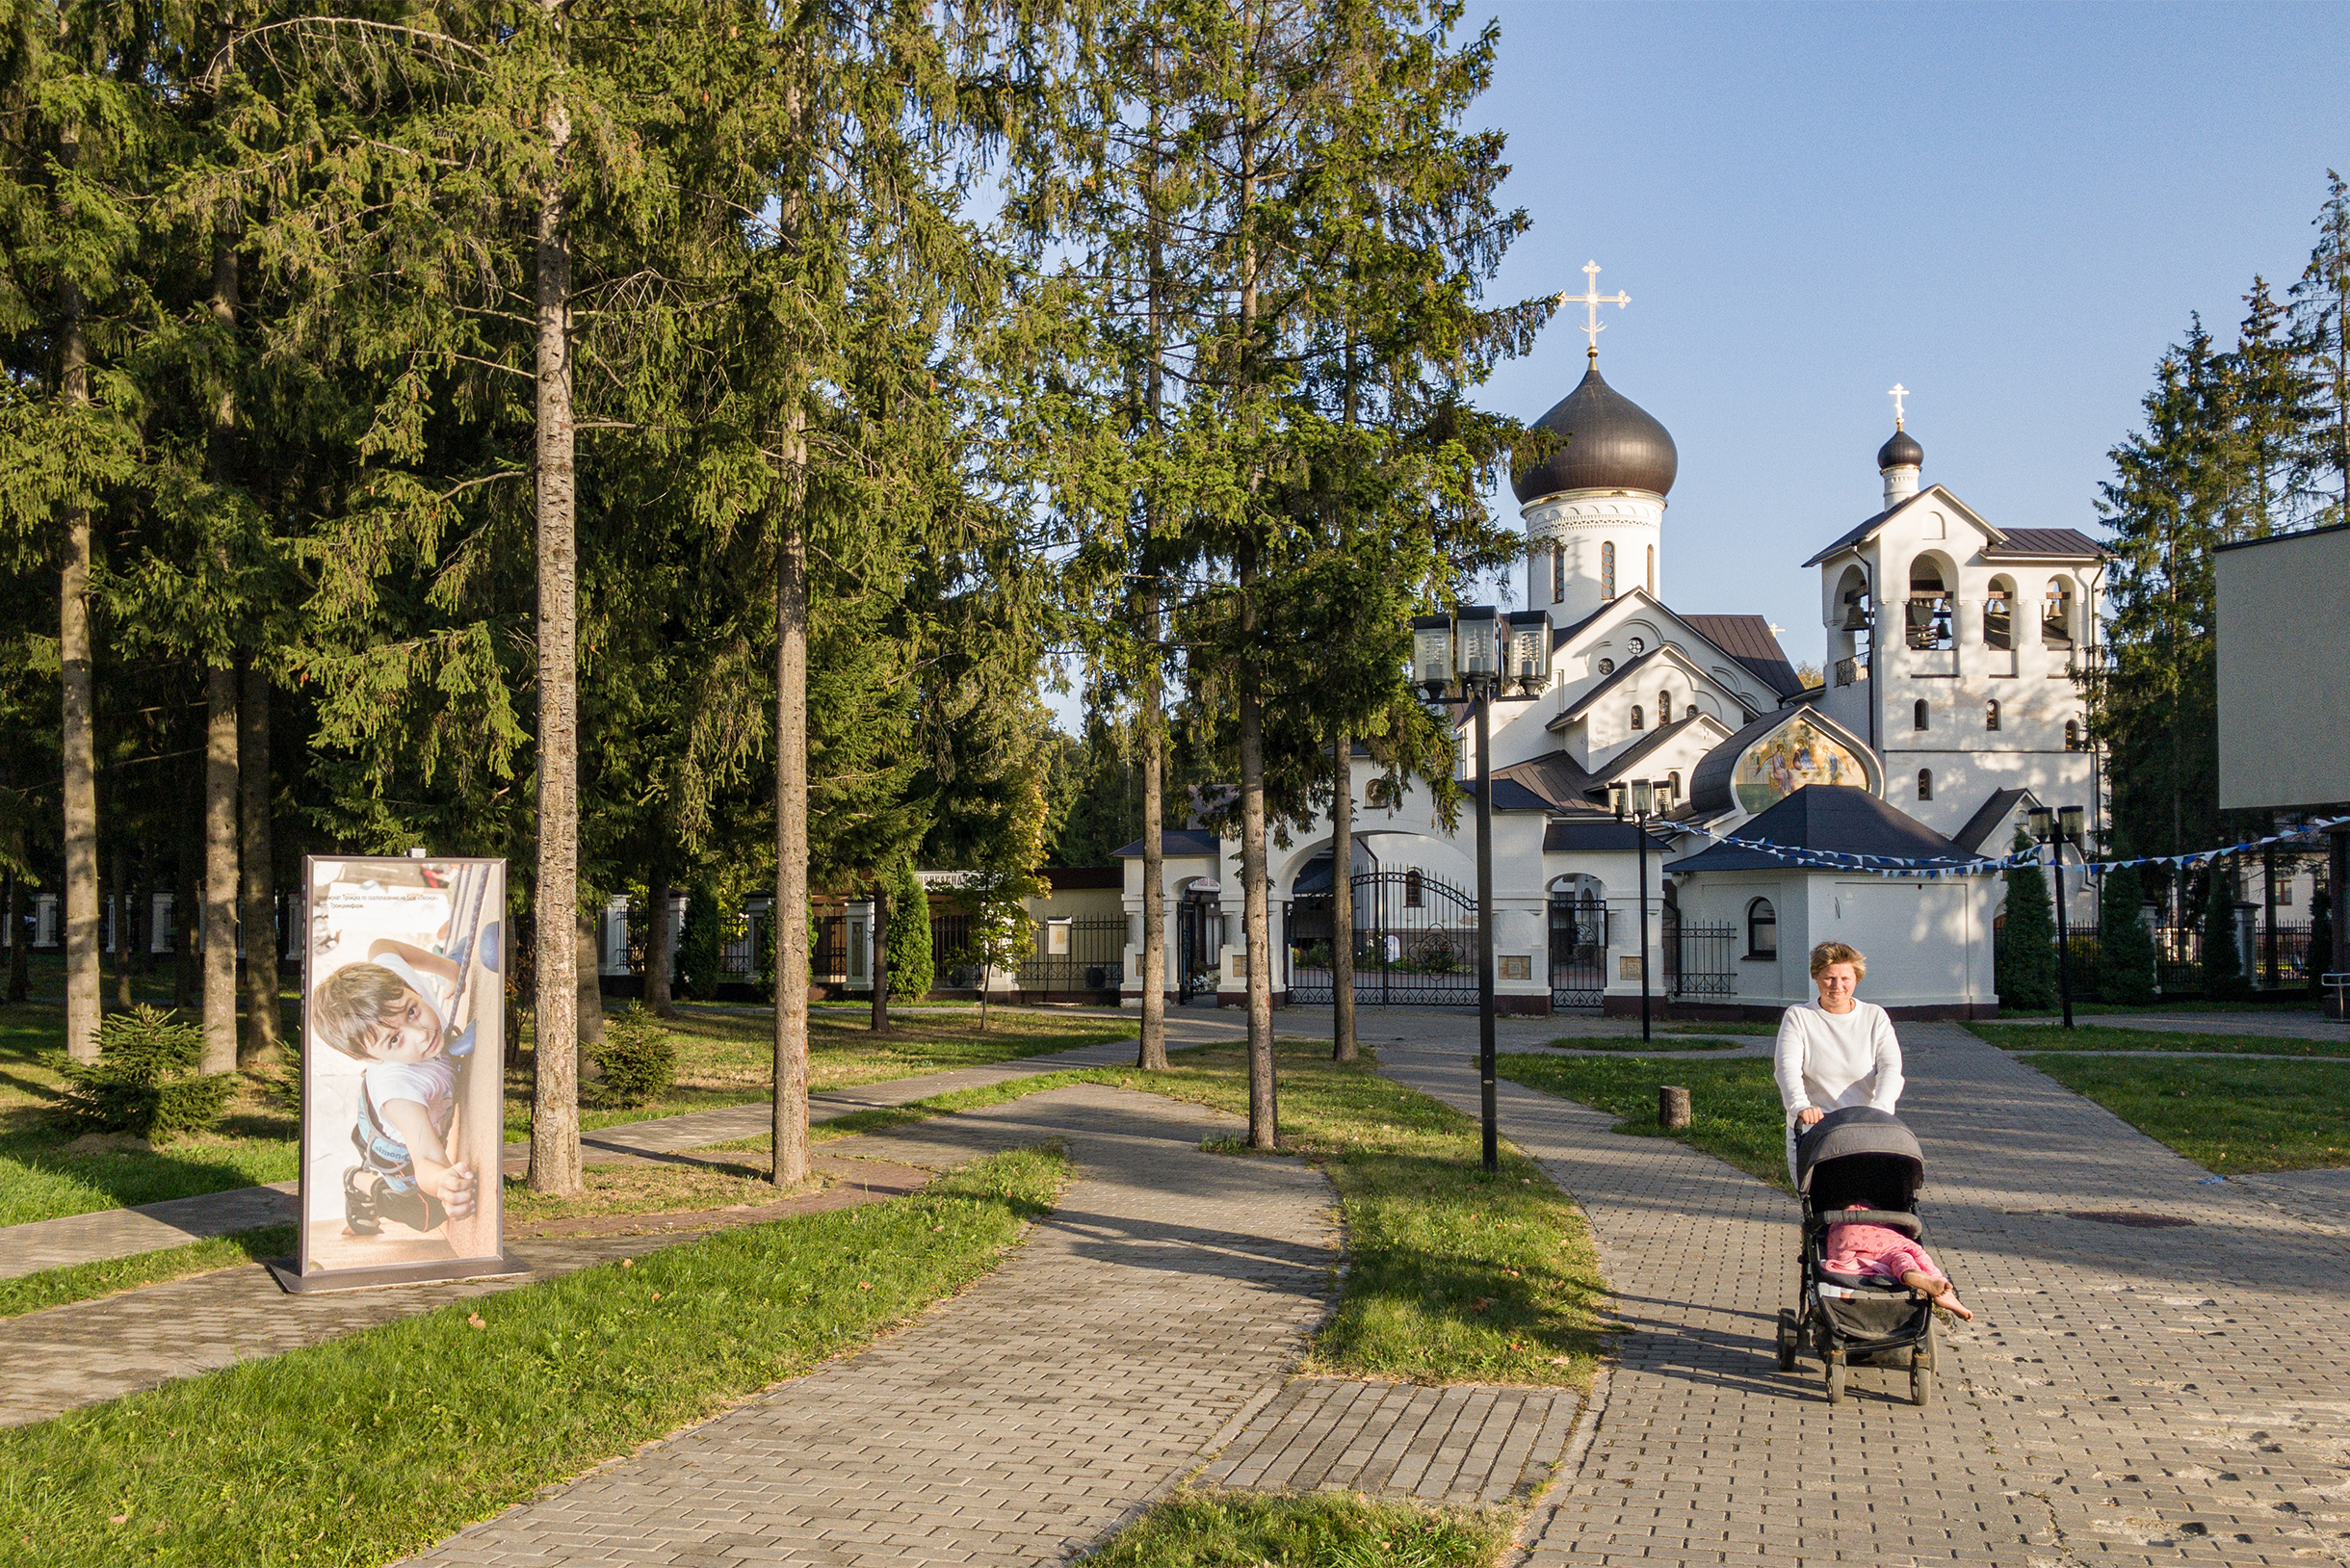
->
[1888,383,1910,428]
[1555,261,1630,359]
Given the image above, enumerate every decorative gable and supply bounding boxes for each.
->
[1685,707,1881,824]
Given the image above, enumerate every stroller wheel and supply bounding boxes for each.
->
[1911,1359,1932,1407]
[1824,1351,1846,1405]
[1775,1309,1797,1372]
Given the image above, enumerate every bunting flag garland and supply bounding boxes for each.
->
[1657,814,2350,881]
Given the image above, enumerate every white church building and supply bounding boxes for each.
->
[1119,334,2108,1020]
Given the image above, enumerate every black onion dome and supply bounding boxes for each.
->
[1876,426,1923,472]
[1512,360,1679,503]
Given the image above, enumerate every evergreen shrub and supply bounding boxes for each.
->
[677,884,725,998]
[55,1006,236,1143]
[885,859,934,1003]
[2311,891,2335,999]
[588,1005,677,1108]
[2097,865,2160,1005]
[2203,872,2252,1001]
[1997,833,2058,1010]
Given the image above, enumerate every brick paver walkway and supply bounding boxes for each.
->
[405,1083,1338,1568]
[1199,1378,1579,1506]
[1381,1021,2350,1567]
[0,1032,1146,1281]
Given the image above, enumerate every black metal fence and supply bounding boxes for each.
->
[1670,919,1738,1001]
[1549,901,1608,1014]
[1015,916,1127,993]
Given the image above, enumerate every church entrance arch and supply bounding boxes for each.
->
[1287,868,1480,1008]
[1549,875,1609,1014]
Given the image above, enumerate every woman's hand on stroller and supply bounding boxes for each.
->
[1796,1107,1824,1128]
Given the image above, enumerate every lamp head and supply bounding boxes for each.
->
[1609,783,1628,821]
[1632,779,1656,819]
[2059,804,2085,843]
[2026,805,2055,843]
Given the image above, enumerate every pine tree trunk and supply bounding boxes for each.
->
[870,877,889,1032]
[527,88,582,1197]
[57,192,100,1062]
[1136,644,1168,1071]
[772,506,812,1188]
[1331,733,1356,1061]
[237,662,280,1062]
[173,775,198,1010]
[5,871,26,1002]
[201,665,239,1074]
[643,869,675,1016]
[1239,544,1276,1148]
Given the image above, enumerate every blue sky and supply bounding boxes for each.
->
[1461,0,2350,667]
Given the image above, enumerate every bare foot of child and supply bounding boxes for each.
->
[1901,1269,1971,1320]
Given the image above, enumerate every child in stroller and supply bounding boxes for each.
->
[1773,1105,1955,1406]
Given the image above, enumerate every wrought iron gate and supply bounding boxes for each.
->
[1288,870,1481,1007]
[1177,899,1218,1002]
[1549,900,1608,1013]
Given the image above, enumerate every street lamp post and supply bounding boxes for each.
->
[2028,804,2085,1030]
[1416,606,1551,1176]
[1612,780,1658,1043]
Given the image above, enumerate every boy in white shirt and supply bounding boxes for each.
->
[314,939,481,1236]
[1773,941,1904,1185]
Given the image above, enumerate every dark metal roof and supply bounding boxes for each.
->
[1112,829,1221,858]
[1664,785,1974,873]
[1462,778,1554,812]
[1681,614,1805,698]
[1512,359,1679,502]
[1492,750,1602,810]
[1979,528,2107,560]
[1876,427,1923,471]
[1544,819,1677,853]
[1589,714,1725,784]
[2213,517,2350,553]
[1950,787,2035,856]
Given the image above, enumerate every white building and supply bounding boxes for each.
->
[1120,346,2105,1020]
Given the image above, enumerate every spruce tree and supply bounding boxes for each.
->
[1998,831,2058,1011]
[886,858,934,1004]
[2097,864,2158,1006]
[2289,171,2350,528]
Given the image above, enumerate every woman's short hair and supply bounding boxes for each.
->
[1810,941,1867,981]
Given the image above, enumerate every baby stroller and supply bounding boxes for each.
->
[1773,1106,1937,1406]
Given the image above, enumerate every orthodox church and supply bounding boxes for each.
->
[1120,281,2109,1019]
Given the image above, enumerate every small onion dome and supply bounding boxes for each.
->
[1877,426,1924,472]
[1512,359,1679,503]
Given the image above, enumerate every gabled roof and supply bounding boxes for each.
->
[1462,778,1554,812]
[1681,614,1805,698]
[1492,749,1602,810]
[1547,642,1666,730]
[1950,787,2036,856]
[1664,786,1978,874]
[1112,829,1220,859]
[1588,713,1732,784]
[1804,485,2109,569]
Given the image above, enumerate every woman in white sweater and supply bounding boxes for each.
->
[1774,941,1904,1184]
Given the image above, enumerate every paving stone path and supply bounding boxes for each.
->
[1380,1021,2350,1566]
[0,1033,1147,1281]
[405,1084,1339,1568]
[1198,1378,1579,1507]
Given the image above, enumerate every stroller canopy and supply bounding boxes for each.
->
[1796,1106,1925,1201]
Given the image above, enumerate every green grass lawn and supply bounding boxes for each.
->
[0,1146,1066,1568]
[719,1039,1615,1388]
[0,1003,1128,1229]
[0,1224,298,1321]
[1971,1023,2350,1058]
[2016,1054,2350,1173]
[1545,1035,1745,1053]
[1999,998,2319,1018]
[1497,1053,1789,1189]
[1654,1020,1779,1036]
[1088,1490,1512,1567]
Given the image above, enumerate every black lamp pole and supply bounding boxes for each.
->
[2032,804,2081,1031]
[1615,784,1655,1043]
[1475,684,1498,1175]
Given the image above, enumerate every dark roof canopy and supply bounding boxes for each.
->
[1545,819,1676,854]
[1512,359,1679,502]
[1665,785,1976,874]
[1681,614,1805,698]
[1112,829,1220,858]
[1492,750,1601,809]
[1950,787,2035,855]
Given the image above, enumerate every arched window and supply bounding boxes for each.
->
[2065,719,2081,750]
[1404,869,1423,908]
[1918,769,1933,801]
[1913,698,1929,731]
[1685,703,1700,722]
[1552,544,1566,603]
[1906,558,1953,649]
[1984,576,2016,650]
[1630,705,1645,731]
[1597,657,1615,675]
[1646,543,1656,595]
[1985,698,2000,731]
[1746,898,1778,957]
[1601,541,1617,600]
[1657,691,1672,721]
[1667,770,1683,799]
[2043,577,2075,649]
